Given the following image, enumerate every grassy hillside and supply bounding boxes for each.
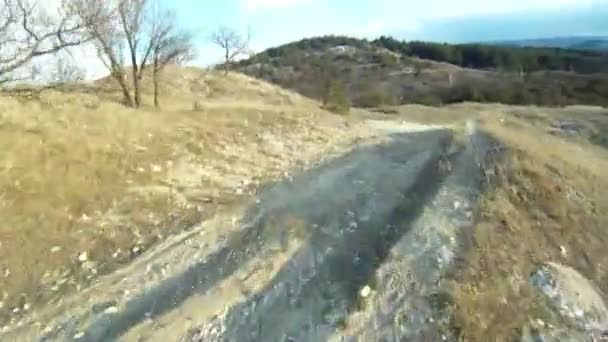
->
[1,64,608,339]
[234,36,608,108]
[0,68,377,324]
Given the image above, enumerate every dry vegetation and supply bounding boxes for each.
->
[1,62,607,340]
[389,102,608,340]
[0,68,374,325]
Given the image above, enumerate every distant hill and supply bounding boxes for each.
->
[234,36,608,108]
[492,36,608,51]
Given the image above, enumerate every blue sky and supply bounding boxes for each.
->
[161,0,608,65]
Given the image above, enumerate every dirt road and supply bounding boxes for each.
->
[5,121,496,341]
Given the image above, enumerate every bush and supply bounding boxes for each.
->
[414,95,443,106]
[370,52,399,67]
[323,79,350,114]
[356,88,397,107]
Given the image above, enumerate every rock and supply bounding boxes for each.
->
[77,252,88,262]
[74,331,85,339]
[112,249,122,259]
[360,285,372,299]
[531,262,608,332]
[91,301,117,314]
[50,246,62,253]
[81,261,98,274]
[104,306,119,314]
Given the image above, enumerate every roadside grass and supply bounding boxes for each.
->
[450,106,608,340]
[384,102,608,339]
[0,69,365,323]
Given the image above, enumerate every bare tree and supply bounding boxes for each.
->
[71,0,156,107]
[211,26,250,75]
[0,0,88,84]
[147,5,193,108]
[69,0,135,105]
[117,0,155,107]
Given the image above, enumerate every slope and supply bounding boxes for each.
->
[234,36,608,108]
[0,67,377,328]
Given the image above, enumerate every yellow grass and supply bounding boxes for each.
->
[2,67,608,339]
[393,102,608,340]
[0,68,370,322]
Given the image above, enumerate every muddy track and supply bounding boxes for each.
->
[180,129,498,342]
[13,124,499,341]
[64,129,450,341]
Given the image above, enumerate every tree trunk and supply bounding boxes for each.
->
[153,66,160,109]
[132,66,141,107]
[224,48,229,75]
[113,71,134,107]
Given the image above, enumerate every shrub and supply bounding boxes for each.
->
[374,53,399,67]
[415,95,443,106]
[323,79,350,114]
[356,88,397,107]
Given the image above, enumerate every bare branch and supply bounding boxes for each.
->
[148,4,193,107]
[0,0,90,83]
[211,26,251,75]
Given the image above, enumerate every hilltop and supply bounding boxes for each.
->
[234,36,608,108]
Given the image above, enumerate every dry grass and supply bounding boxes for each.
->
[0,68,370,324]
[381,102,608,339]
[2,68,607,338]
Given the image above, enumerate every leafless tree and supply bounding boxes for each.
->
[211,26,250,75]
[70,0,158,107]
[117,0,155,107]
[69,0,135,105]
[148,5,193,108]
[0,0,88,84]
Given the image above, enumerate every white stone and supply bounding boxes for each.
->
[77,252,88,262]
[360,285,372,299]
[104,306,119,314]
[50,246,62,253]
